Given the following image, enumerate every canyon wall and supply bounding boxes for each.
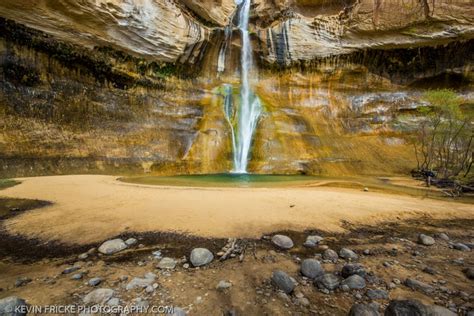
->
[0,0,473,176]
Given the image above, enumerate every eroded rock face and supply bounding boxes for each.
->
[0,0,212,63]
[0,0,472,177]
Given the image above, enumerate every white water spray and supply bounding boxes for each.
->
[232,0,262,173]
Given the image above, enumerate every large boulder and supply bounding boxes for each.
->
[425,305,457,316]
[384,300,427,316]
[83,288,115,305]
[98,239,128,255]
[190,248,213,267]
[300,259,324,279]
[271,235,294,250]
[271,270,295,294]
[349,303,380,316]
[0,296,27,316]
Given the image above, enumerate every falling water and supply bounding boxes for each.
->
[232,0,262,173]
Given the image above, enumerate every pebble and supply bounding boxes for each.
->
[271,270,295,294]
[88,277,102,287]
[169,307,187,316]
[271,235,294,250]
[62,266,80,274]
[216,280,232,290]
[322,249,339,262]
[98,239,128,255]
[14,277,32,288]
[405,278,434,294]
[71,273,84,280]
[78,253,89,260]
[303,235,323,248]
[436,233,450,241]
[339,248,359,261]
[452,243,470,251]
[126,273,155,291]
[366,289,389,300]
[341,263,366,278]
[341,274,366,290]
[83,288,114,304]
[422,267,437,275]
[315,273,340,291]
[157,257,177,270]
[300,259,324,279]
[125,238,138,246]
[418,234,435,246]
[190,248,214,267]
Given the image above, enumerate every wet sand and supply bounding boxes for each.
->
[1,175,473,245]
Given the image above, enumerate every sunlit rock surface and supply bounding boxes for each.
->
[0,0,473,176]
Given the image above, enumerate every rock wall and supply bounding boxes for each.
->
[0,0,473,177]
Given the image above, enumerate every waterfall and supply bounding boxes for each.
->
[232,0,262,173]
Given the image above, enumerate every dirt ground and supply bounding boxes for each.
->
[0,179,473,315]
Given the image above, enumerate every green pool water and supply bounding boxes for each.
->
[120,174,321,188]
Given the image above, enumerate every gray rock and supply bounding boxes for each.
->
[366,289,388,300]
[405,278,434,294]
[349,303,380,316]
[303,235,323,248]
[340,248,359,260]
[145,285,155,293]
[168,307,187,316]
[322,249,339,262]
[71,273,84,280]
[422,267,437,275]
[425,305,457,316]
[271,235,294,250]
[126,275,155,291]
[106,298,120,306]
[98,239,128,255]
[452,243,470,251]
[385,300,427,316]
[62,266,80,274]
[271,270,295,294]
[418,234,435,246]
[216,280,232,290]
[315,273,340,291]
[342,263,366,278]
[88,277,102,286]
[300,259,324,279]
[436,233,450,241]
[463,267,474,280]
[125,238,138,246]
[78,253,89,260]
[341,274,366,289]
[190,248,213,267]
[14,277,31,287]
[157,257,177,270]
[83,288,114,304]
[0,296,27,316]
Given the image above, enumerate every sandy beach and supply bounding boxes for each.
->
[1,175,473,245]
